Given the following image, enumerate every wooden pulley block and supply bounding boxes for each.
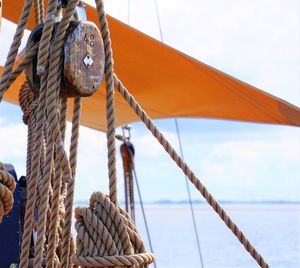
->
[25,7,105,98]
[62,20,105,97]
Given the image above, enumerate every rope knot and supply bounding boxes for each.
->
[19,82,38,125]
[0,162,16,223]
[72,192,155,267]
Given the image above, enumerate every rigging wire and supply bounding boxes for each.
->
[153,1,205,266]
[153,0,164,42]
[132,165,157,268]
[175,119,205,268]
[128,0,130,25]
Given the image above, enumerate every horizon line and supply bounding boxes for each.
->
[74,199,300,205]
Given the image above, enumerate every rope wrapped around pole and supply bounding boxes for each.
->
[72,192,155,267]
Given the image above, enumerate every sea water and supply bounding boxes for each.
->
[73,204,300,268]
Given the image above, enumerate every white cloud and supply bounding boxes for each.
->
[0,122,27,158]
[203,138,299,167]
[132,130,178,158]
[0,19,30,65]
[0,119,27,176]
[188,133,300,200]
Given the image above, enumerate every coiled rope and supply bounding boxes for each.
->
[73,192,154,267]
[0,162,16,223]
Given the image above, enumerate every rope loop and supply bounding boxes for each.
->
[0,162,16,222]
[73,192,155,267]
[19,82,38,125]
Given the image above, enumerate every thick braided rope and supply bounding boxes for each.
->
[33,0,41,25]
[72,192,155,267]
[15,0,78,266]
[60,97,82,268]
[118,208,147,254]
[0,163,16,223]
[19,82,38,180]
[59,98,69,198]
[33,2,81,267]
[17,19,77,268]
[45,149,63,268]
[73,254,154,267]
[34,1,79,266]
[19,0,60,266]
[0,0,33,102]
[60,98,68,145]
[20,80,51,266]
[56,210,77,261]
[28,257,60,268]
[37,0,78,260]
[113,74,270,268]
[91,192,133,256]
[92,196,125,254]
[95,0,118,205]
[39,0,45,22]
[31,0,62,263]
[19,82,38,125]
[3,42,39,94]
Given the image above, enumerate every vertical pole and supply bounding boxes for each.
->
[120,143,131,215]
[124,173,129,213]
[128,171,135,221]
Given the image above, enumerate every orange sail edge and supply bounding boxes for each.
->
[2,65,300,132]
[1,1,300,131]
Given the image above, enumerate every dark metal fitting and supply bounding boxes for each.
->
[58,0,70,8]
[122,125,132,141]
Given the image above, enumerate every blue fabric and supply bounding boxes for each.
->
[0,164,21,267]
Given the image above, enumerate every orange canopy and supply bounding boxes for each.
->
[1,1,300,131]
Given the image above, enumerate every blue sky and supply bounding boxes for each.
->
[0,0,299,202]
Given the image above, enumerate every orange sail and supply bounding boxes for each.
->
[1,0,300,131]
